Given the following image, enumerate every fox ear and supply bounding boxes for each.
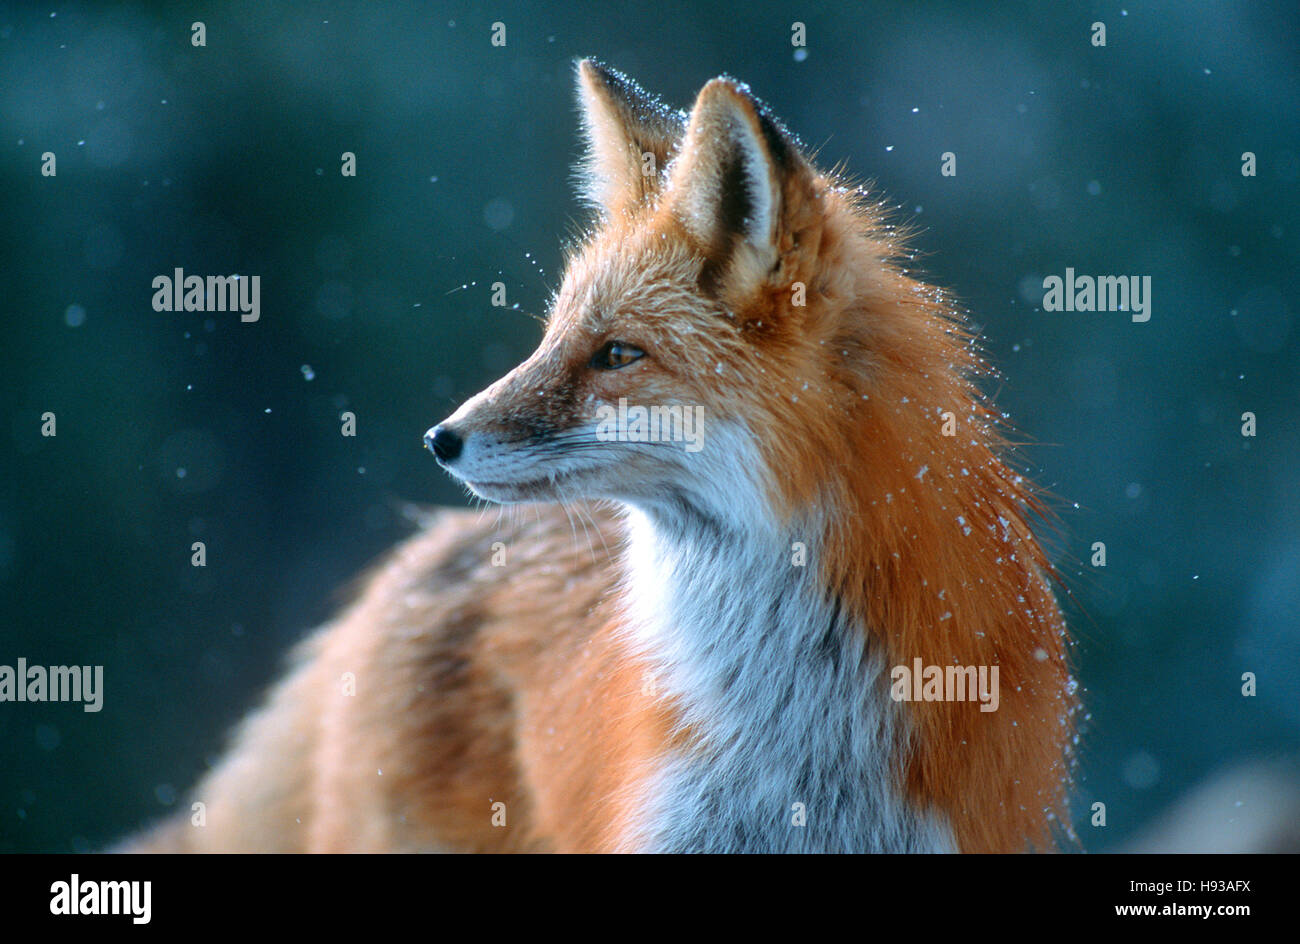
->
[576,59,683,218]
[664,78,809,294]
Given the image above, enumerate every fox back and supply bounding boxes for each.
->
[123,60,1075,854]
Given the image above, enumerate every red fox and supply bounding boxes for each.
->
[124,60,1075,853]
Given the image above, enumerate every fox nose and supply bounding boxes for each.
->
[424,424,464,462]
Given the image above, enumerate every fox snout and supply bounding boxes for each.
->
[424,423,463,464]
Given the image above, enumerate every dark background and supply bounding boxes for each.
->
[1,1,1297,853]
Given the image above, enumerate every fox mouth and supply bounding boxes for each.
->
[456,472,575,504]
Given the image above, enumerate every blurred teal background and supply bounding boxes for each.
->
[1,1,1297,852]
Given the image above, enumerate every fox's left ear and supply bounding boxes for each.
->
[663,78,816,295]
[576,59,684,219]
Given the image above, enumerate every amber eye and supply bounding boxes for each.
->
[590,340,645,370]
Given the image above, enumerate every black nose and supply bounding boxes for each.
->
[424,424,463,462]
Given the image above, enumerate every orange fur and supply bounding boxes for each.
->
[712,181,1076,851]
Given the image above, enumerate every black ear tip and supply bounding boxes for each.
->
[703,76,801,169]
[576,58,630,101]
[576,57,614,85]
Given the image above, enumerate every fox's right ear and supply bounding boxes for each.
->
[575,59,684,219]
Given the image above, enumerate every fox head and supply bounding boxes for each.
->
[428,59,886,524]
[428,59,1016,559]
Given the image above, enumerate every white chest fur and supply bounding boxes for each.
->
[619,505,956,853]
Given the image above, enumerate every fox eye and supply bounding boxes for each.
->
[590,340,645,370]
